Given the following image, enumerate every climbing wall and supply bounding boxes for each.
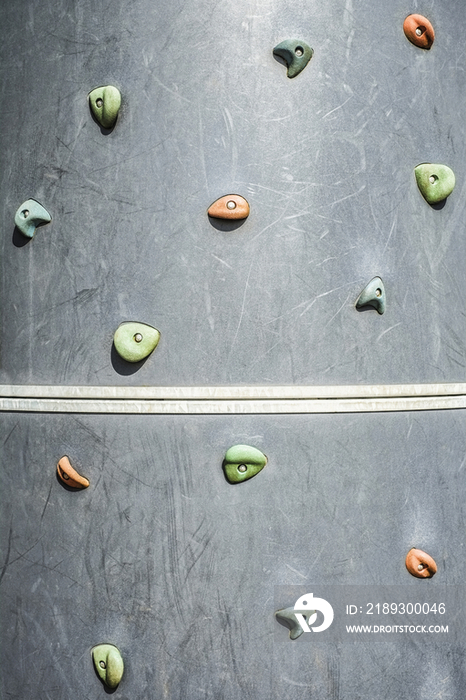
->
[1,0,465,386]
[0,0,465,698]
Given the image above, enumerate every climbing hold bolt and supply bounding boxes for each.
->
[273,39,313,78]
[88,86,121,129]
[405,548,437,578]
[355,277,386,315]
[415,163,455,204]
[223,444,267,484]
[113,322,160,363]
[207,194,250,220]
[14,199,51,239]
[92,644,124,689]
[57,456,89,489]
[403,15,435,49]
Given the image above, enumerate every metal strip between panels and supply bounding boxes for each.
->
[0,384,465,414]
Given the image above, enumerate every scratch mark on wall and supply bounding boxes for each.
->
[231,259,254,345]
[382,214,398,254]
[325,185,366,209]
[0,535,44,582]
[150,75,191,103]
[40,482,54,521]
[250,212,287,242]
[280,676,312,687]
[198,101,209,193]
[299,281,359,318]
[376,323,402,342]
[210,254,233,270]
[324,293,352,328]
[0,524,13,585]
[89,142,162,174]
[285,564,306,579]
[321,96,353,120]
[3,422,19,445]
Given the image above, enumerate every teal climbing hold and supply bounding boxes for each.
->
[275,606,316,640]
[273,39,313,78]
[14,199,51,239]
[356,277,386,315]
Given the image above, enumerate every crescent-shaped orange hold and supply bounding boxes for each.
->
[57,456,89,489]
[207,194,250,220]
[405,548,437,578]
[403,14,435,50]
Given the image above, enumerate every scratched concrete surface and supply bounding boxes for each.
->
[0,0,465,386]
[0,411,465,699]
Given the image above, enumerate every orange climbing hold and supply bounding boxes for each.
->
[405,548,437,578]
[57,455,90,489]
[207,194,250,220]
[403,14,435,50]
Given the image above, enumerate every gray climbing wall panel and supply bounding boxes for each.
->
[1,0,465,698]
[0,0,465,386]
[1,410,465,699]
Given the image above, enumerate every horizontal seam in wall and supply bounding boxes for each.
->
[0,386,465,415]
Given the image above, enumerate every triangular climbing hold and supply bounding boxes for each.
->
[14,199,51,239]
[273,40,313,78]
[355,277,385,315]
[275,607,306,640]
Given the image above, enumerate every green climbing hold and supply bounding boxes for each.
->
[92,644,124,689]
[356,277,386,315]
[89,85,121,129]
[273,39,313,78]
[14,199,51,238]
[223,444,267,484]
[113,322,160,363]
[415,163,455,204]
